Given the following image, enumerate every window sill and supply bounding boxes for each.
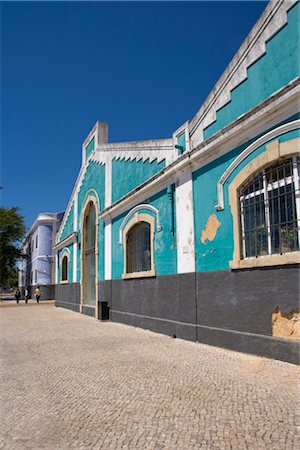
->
[122,269,156,279]
[230,252,300,269]
[60,280,69,284]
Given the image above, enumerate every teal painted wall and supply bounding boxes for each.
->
[112,158,165,203]
[112,186,177,279]
[177,132,186,155]
[77,161,106,281]
[85,137,95,160]
[57,245,73,283]
[204,2,300,140]
[60,203,74,241]
[193,124,300,272]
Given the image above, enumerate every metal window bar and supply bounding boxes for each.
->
[126,222,151,273]
[239,157,299,259]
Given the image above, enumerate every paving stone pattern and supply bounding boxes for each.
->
[0,303,299,450]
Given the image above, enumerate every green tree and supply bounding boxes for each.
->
[0,207,26,288]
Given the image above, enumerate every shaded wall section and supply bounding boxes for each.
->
[100,266,299,364]
[55,283,80,312]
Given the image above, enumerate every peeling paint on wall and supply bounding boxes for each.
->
[272,308,300,339]
[201,214,221,244]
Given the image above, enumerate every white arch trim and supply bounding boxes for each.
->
[59,247,71,283]
[215,119,300,211]
[80,189,100,319]
[81,189,100,217]
[119,204,161,244]
[59,247,71,259]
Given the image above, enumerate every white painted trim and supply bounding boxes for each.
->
[74,194,78,233]
[82,189,101,214]
[118,204,161,244]
[100,82,299,222]
[59,247,71,284]
[53,232,77,251]
[215,119,300,211]
[175,171,195,273]
[172,121,190,153]
[73,242,77,283]
[55,253,58,284]
[105,156,112,208]
[104,219,112,280]
[22,255,53,265]
[80,193,100,318]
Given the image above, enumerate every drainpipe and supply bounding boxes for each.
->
[167,184,175,245]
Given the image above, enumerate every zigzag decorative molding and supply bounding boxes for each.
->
[190,0,297,147]
[91,148,173,165]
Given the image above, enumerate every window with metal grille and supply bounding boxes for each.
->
[239,156,300,259]
[62,255,68,281]
[126,221,151,273]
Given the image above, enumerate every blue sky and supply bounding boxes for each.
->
[1,1,267,229]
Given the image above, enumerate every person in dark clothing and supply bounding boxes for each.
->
[15,288,21,304]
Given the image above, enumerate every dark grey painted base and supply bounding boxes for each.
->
[100,266,300,365]
[55,283,80,312]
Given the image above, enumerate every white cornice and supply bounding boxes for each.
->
[53,232,77,252]
[100,79,300,221]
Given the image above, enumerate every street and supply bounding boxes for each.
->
[0,303,299,450]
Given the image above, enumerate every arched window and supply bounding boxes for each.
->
[123,213,155,279]
[126,222,151,273]
[239,156,300,259]
[61,255,69,282]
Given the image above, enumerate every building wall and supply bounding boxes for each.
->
[111,186,177,279]
[60,203,74,241]
[112,158,165,203]
[203,1,300,140]
[193,120,300,272]
[54,1,300,363]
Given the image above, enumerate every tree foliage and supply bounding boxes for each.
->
[0,207,26,287]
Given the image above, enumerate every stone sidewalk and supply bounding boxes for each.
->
[0,303,299,450]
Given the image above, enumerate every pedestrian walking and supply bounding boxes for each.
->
[15,288,21,304]
[24,287,29,304]
[34,286,41,303]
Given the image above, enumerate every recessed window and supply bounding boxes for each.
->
[126,222,151,273]
[61,255,69,282]
[239,157,300,259]
[35,269,38,283]
[36,234,38,249]
[123,213,155,279]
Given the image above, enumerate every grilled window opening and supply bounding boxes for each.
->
[126,221,151,274]
[239,156,300,259]
[62,255,69,282]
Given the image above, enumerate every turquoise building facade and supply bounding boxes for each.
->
[54,0,300,364]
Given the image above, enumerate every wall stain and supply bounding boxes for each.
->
[201,214,221,244]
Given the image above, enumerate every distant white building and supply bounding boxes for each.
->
[19,212,64,299]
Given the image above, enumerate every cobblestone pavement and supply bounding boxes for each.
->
[0,303,299,450]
